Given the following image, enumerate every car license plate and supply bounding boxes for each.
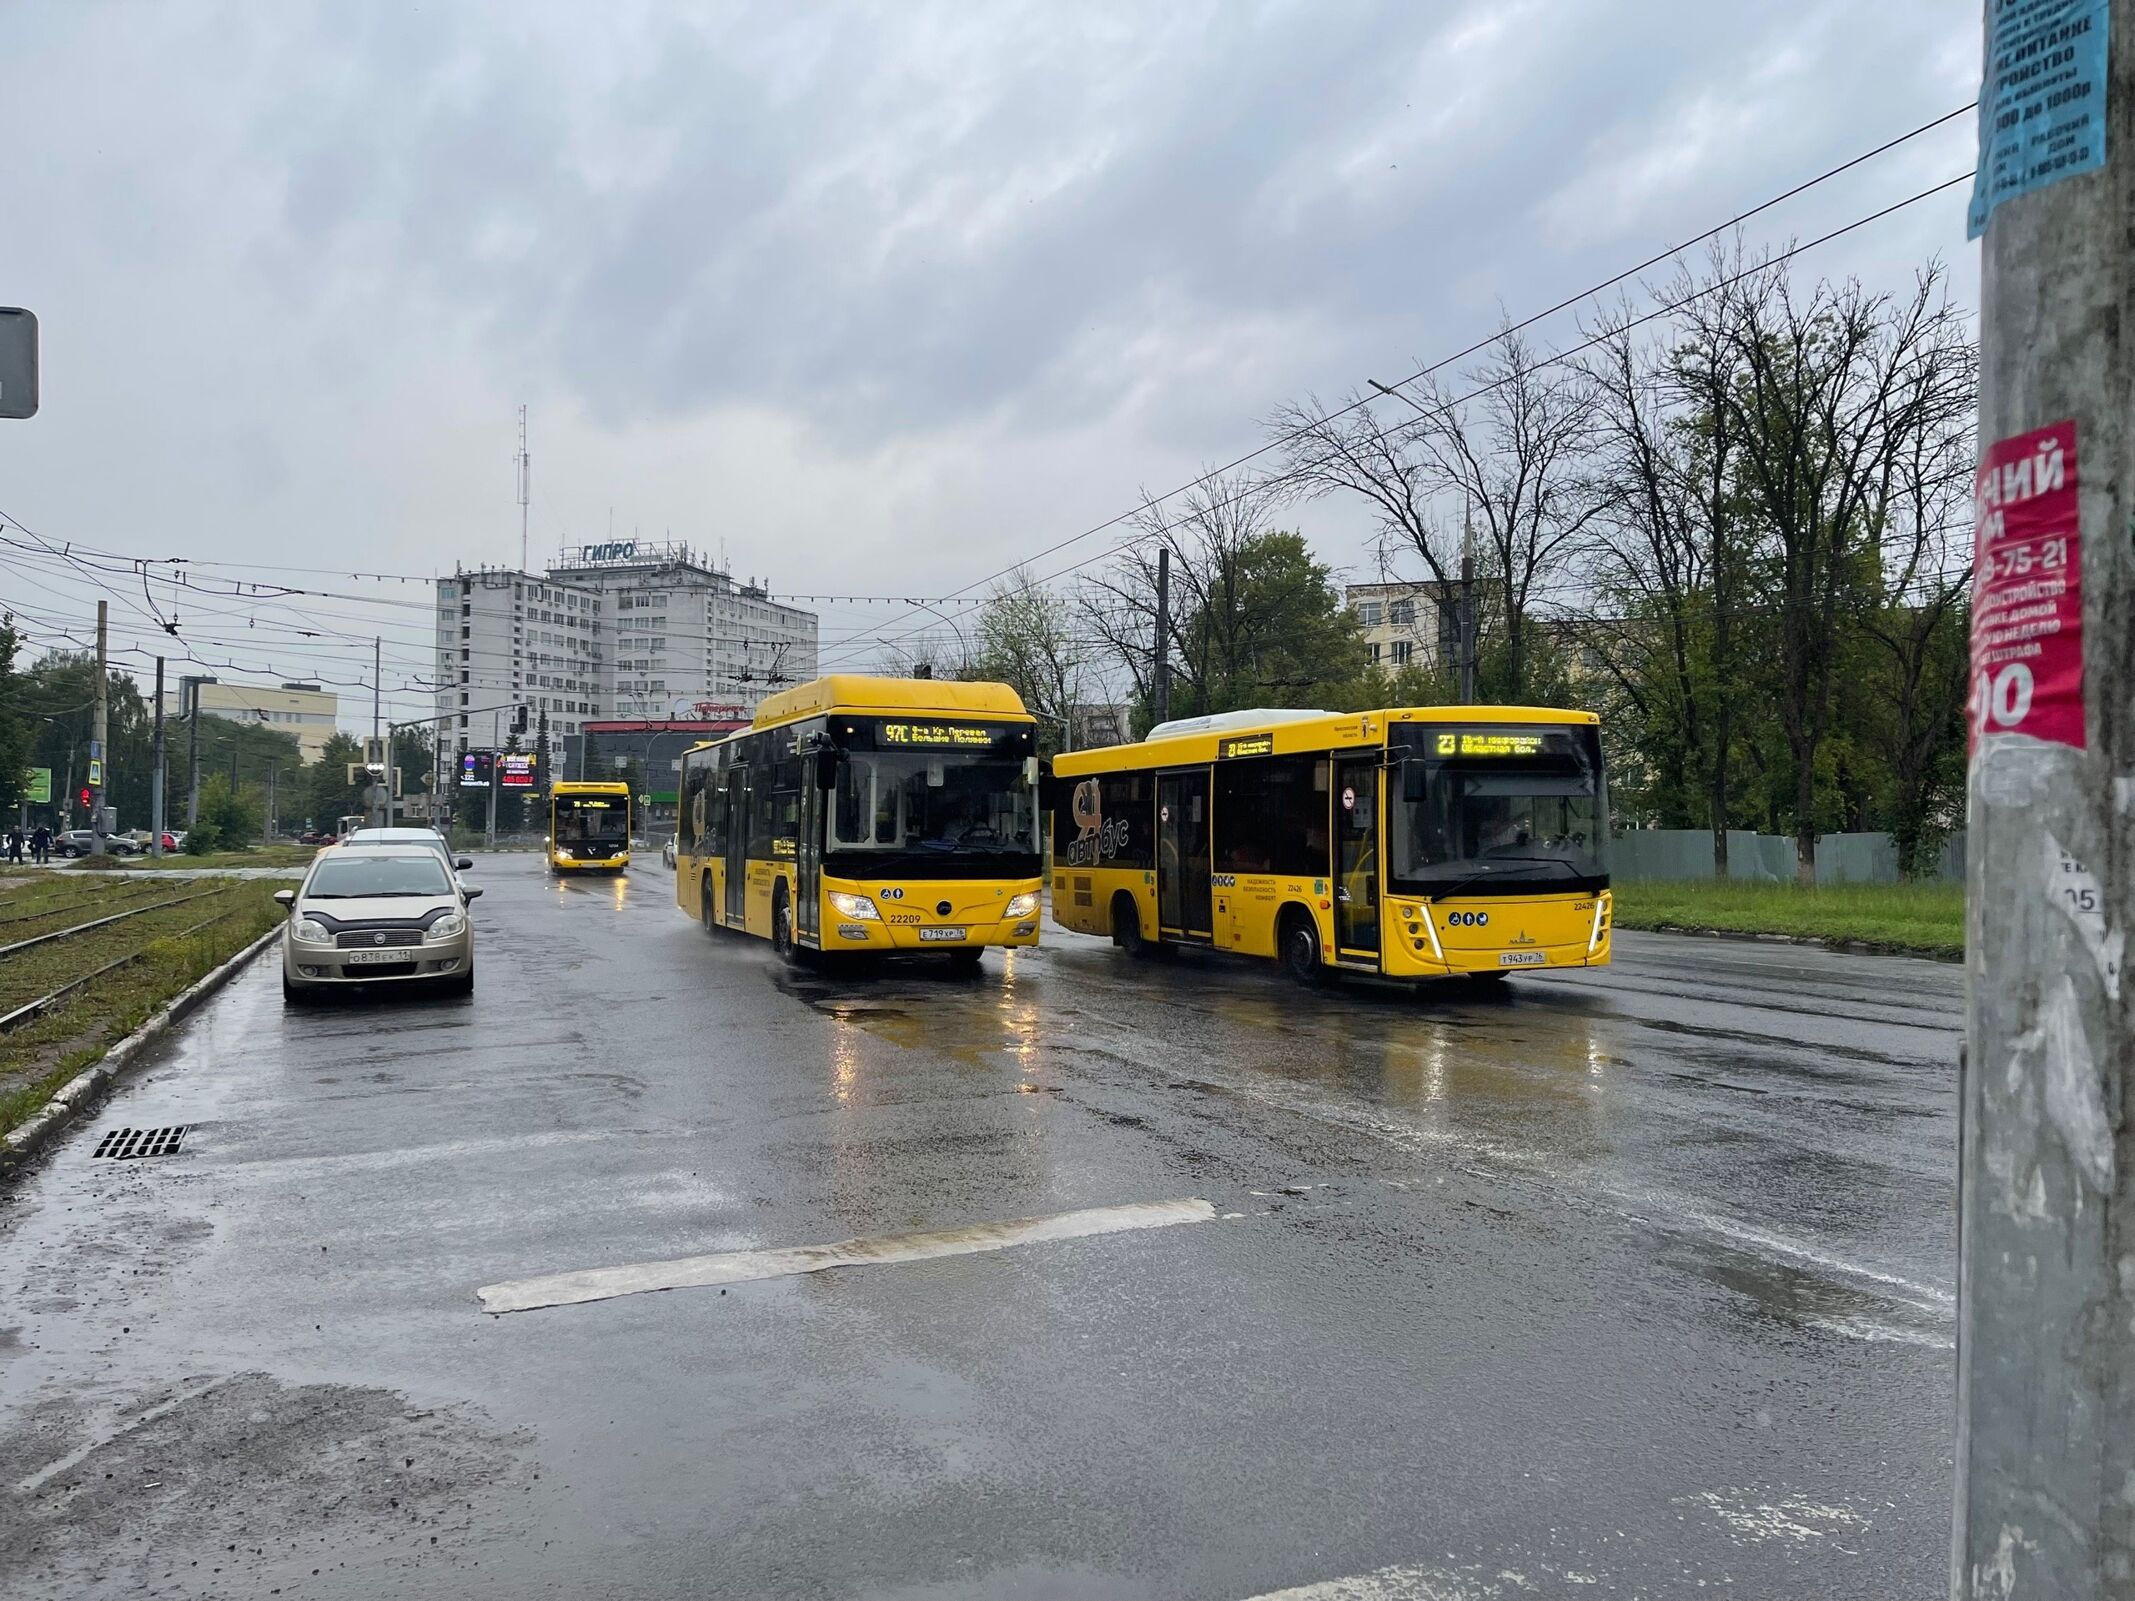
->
[918,926,968,943]
[343,948,411,965]
[1498,951,1547,967]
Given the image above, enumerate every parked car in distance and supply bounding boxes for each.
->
[277,848,480,1002]
[336,827,475,896]
[298,829,334,846]
[53,829,139,857]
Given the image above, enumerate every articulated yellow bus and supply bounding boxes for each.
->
[549,781,632,873]
[1049,705,1610,984]
[675,676,1044,967]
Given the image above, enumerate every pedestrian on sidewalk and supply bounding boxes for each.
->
[30,824,51,864]
[5,824,23,865]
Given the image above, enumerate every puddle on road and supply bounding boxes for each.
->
[1660,1233,1952,1350]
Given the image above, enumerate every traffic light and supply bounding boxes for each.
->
[513,706,529,735]
[78,787,91,808]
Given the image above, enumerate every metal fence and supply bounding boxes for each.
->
[1605,828,1966,885]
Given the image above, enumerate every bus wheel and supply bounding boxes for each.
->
[772,885,808,967]
[1279,909,1325,986]
[1111,894,1148,958]
[701,876,718,936]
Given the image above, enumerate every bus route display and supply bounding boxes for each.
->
[879,722,1004,748]
[1432,732,1545,758]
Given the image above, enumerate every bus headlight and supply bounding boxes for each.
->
[426,913,468,942]
[1003,893,1040,920]
[1417,903,1445,961]
[828,892,881,920]
[294,917,332,945]
[1588,893,1611,953]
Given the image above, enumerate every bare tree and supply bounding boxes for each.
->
[1269,323,1602,700]
[1714,259,1973,883]
[1078,468,1284,721]
[973,570,1089,753]
[1576,248,1752,873]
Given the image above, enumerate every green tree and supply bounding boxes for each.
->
[184,773,263,853]
[973,570,1086,755]
[0,617,31,816]
[304,732,367,831]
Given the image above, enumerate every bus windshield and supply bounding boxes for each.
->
[1389,724,1607,895]
[827,751,1039,876]
[556,796,628,847]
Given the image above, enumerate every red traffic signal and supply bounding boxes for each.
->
[78,787,91,807]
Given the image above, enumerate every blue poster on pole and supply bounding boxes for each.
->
[1969,0,2110,238]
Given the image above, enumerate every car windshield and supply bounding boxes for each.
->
[828,752,1038,860]
[305,854,452,899]
[1390,725,1607,894]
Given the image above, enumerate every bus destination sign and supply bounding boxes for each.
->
[1218,732,1275,759]
[880,722,1002,749]
[1434,732,1546,758]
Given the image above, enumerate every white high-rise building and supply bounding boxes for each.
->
[433,542,818,750]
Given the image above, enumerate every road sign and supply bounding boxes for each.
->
[25,768,50,804]
[86,758,103,787]
[0,308,36,420]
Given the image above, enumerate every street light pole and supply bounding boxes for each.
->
[1954,5,2135,1595]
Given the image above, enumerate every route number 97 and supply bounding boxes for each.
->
[1972,662,2034,734]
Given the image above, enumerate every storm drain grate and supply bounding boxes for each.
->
[92,1125,189,1161]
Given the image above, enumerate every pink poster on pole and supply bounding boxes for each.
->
[1970,420,2085,752]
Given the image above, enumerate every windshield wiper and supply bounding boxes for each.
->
[1421,856,1581,900]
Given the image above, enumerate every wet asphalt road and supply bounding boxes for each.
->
[0,854,1960,1599]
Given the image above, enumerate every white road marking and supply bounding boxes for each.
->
[476,1197,1219,1314]
[1237,1563,1515,1600]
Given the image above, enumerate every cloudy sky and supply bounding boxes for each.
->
[2,0,1977,714]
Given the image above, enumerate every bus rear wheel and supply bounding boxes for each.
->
[701,875,718,935]
[1279,908,1326,986]
[1111,893,1148,958]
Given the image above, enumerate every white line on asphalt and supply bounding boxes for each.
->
[476,1197,1220,1314]
[1237,1562,1513,1600]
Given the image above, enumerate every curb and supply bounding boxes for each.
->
[1627,921,1962,964]
[0,925,282,1176]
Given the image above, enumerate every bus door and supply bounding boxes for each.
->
[1156,769,1213,941]
[1333,754,1380,961]
[723,765,749,926]
[794,777,821,945]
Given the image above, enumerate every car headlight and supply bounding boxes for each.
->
[426,913,468,942]
[294,917,333,944]
[827,892,880,920]
[1003,893,1040,920]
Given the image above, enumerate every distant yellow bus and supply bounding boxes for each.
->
[1049,705,1611,985]
[549,781,632,873]
[676,675,1044,967]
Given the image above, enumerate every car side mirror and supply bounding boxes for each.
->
[273,889,296,908]
[464,885,485,900]
[455,857,474,870]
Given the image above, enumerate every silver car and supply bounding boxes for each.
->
[337,826,475,897]
[277,848,480,1002]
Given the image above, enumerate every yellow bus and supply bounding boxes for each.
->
[675,675,1044,967]
[549,780,632,873]
[1049,705,1610,985]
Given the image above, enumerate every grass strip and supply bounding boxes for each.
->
[0,879,286,1138]
[1611,878,1964,959]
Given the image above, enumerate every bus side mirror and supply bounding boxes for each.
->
[1025,756,1042,789]
[814,748,839,790]
[1401,763,1427,802]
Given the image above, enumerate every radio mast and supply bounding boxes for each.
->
[516,405,531,572]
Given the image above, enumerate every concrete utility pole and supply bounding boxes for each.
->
[1955,5,2135,1596]
[1151,545,1171,726]
[88,600,107,857]
[149,656,165,858]
[183,677,205,828]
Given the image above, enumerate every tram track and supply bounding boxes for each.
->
[0,888,226,962]
[0,902,259,1035]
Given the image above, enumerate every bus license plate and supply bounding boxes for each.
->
[343,948,410,965]
[1498,951,1547,967]
[919,927,968,942]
